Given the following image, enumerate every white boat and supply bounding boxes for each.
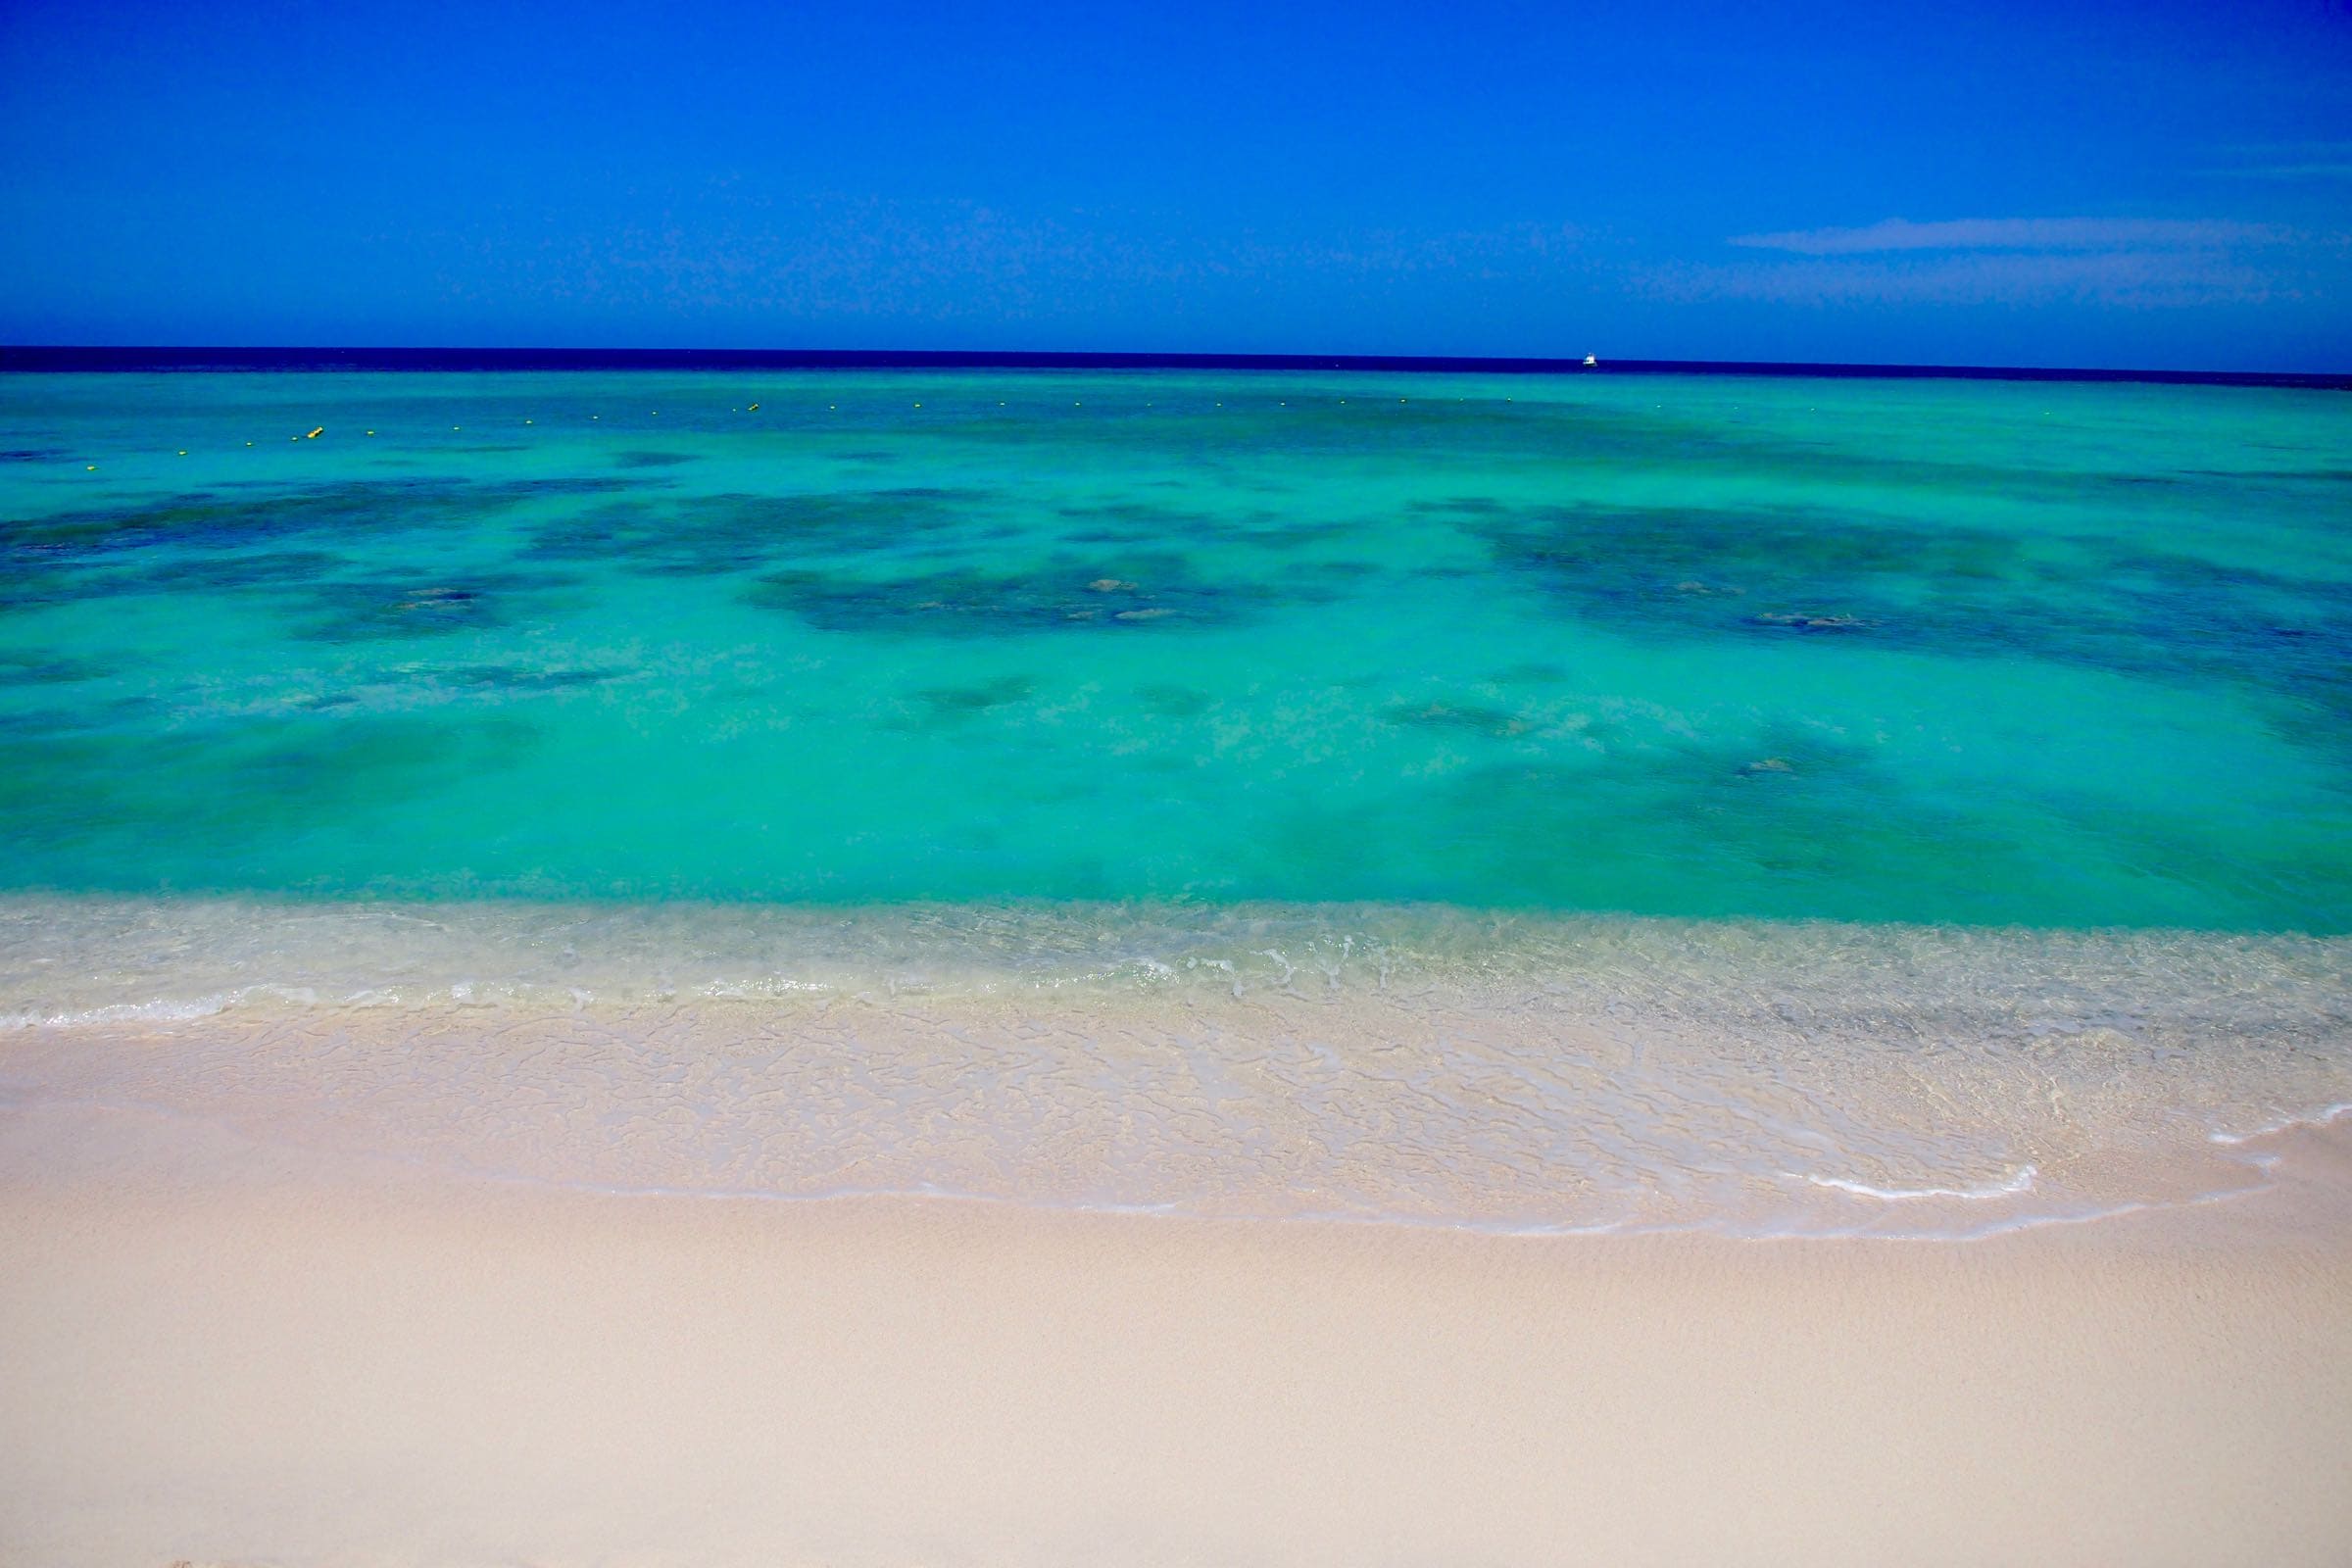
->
[1582,354,1599,368]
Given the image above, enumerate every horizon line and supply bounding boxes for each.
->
[2,344,2345,390]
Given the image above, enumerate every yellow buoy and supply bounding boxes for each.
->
[306,427,323,439]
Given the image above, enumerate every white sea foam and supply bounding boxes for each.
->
[1801,1165,2038,1202]
[2208,1102,2352,1145]
[0,996,236,1031]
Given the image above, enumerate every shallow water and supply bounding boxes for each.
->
[2,896,2346,1237]
[5,368,2349,925]
[2,368,2348,1235]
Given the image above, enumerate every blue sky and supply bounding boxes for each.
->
[3,0,2348,368]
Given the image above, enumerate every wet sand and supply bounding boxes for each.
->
[3,1098,2349,1567]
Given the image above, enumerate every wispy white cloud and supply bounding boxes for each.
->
[1641,248,2293,309]
[1729,217,2285,255]
[2204,164,2352,182]
[1643,214,2335,309]
[2200,142,2352,182]
[424,190,1599,322]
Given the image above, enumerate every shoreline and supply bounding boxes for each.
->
[5,893,2349,1560]
[8,956,2349,1240]
[4,1100,2350,1566]
[6,1080,2344,1246]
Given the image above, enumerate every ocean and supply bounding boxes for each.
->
[3,361,2348,1235]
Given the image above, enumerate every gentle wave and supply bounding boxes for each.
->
[2,895,2347,1238]
[7,892,2348,1014]
[1801,1165,2039,1202]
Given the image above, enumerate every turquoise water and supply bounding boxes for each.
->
[4,368,2348,929]
[5,367,2352,1234]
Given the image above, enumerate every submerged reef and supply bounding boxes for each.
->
[1439,496,2352,734]
[743,550,1313,635]
[524,487,988,576]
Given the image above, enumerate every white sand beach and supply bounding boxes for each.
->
[3,1088,2349,1568]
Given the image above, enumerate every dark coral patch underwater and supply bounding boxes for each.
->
[743,549,1358,636]
[913,674,1035,719]
[1436,496,2352,733]
[0,476,649,613]
[0,650,114,685]
[525,487,988,576]
[0,709,543,869]
[5,475,641,559]
[438,663,618,693]
[294,568,587,642]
